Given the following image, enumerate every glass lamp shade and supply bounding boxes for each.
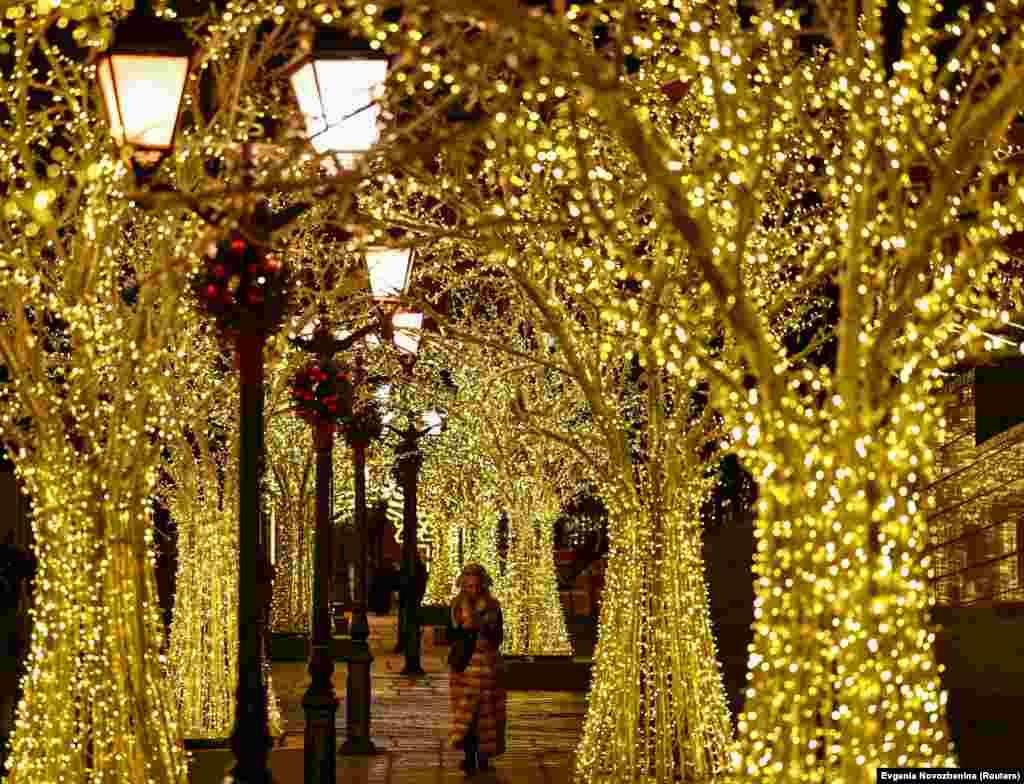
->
[97,53,190,151]
[375,384,393,425]
[290,57,389,158]
[365,247,413,302]
[392,311,423,355]
[421,410,445,436]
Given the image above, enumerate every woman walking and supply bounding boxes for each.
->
[448,563,507,774]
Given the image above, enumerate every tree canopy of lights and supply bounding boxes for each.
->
[278,0,1024,779]
[5,0,1024,781]
[408,348,575,656]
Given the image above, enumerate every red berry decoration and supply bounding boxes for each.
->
[191,231,291,338]
[290,360,355,426]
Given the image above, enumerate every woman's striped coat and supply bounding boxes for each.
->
[448,596,507,756]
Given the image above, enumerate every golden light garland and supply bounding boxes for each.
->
[166,437,239,740]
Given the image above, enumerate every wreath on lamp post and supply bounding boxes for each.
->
[343,401,385,446]
[289,360,385,444]
[192,232,291,337]
[289,360,353,426]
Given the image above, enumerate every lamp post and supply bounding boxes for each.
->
[97,21,292,783]
[343,249,416,757]
[95,14,191,176]
[381,312,434,675]
[288,315,390,781]
[339,374,378,755]
[286,247,412,767]
[288,25,404,761]
[394,408,443,676]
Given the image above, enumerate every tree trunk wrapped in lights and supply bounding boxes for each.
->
[265,394,317,633]
[269,499,315,633]
[462,513,502,586]
[0,204,197,783]
[720,391,958,781]
[493,482,572,657]
[578,482,733,782]
[165,430,284,741]
[501,513,572,657]
[423,517,460,604]
[525,517,571,657]
[2,454,188,784]
[167,458,237,739]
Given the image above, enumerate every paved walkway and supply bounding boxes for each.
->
[188,616,587,783]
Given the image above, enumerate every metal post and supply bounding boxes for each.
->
[398,428,425,676]
[303,420,338,784]
[335,541,350,636]
[341,439,376,755]
[229,333,273,784]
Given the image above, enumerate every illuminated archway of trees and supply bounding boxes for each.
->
[3,1,1024,783]
[433,357,576,656]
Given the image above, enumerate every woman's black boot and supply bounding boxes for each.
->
[461,734,479,773]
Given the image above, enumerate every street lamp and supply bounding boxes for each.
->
[95,14,191,171]
[290,29,389,170]
[380,310,440,677]
[392,407,445,676]
[97,19,288,784]
[290,28,405,767]
[365,247,414,302]
[338,246,414,755]
[287,246,412,768]
[392,311,424,357]
[288,315,386,779]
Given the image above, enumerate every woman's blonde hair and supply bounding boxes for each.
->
[456,562,492,593]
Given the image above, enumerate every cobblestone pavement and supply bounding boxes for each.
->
[188,615,587,784]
